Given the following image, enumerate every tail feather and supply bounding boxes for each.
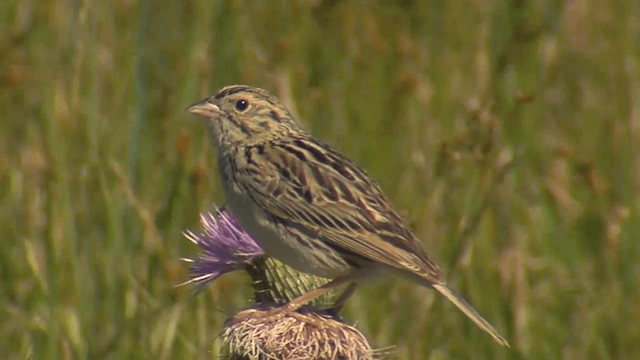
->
[433,283,510,347]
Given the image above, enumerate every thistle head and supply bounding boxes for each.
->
[181,208,263,292]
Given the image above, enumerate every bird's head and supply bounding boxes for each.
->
[188,85,301,146]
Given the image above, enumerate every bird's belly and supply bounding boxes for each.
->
[224,188,346,279]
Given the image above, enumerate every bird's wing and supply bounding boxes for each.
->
[234,136,443,283]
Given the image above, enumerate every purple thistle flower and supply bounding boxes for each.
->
[181,208,264,291]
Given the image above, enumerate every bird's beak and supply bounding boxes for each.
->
[187,99,221,118]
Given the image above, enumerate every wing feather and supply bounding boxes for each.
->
[235,136,442,282]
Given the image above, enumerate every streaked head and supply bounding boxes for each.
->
[188,85,300,145]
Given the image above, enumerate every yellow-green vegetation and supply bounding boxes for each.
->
[1,1,638,359]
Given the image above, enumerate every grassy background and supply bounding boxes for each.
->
[2,0,639,358]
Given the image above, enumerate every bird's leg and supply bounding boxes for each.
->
[231,275,354,324]
[327,282,358,313]
[282,274,354,312]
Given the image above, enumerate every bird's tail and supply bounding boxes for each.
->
[432,283,510,347]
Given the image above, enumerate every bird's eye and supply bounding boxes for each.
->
[235,99,250,112]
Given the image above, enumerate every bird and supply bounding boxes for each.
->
[188,85,509,346]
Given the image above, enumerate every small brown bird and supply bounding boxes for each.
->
[188,85,509,346]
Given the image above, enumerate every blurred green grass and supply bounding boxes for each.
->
[2,0,639,358]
